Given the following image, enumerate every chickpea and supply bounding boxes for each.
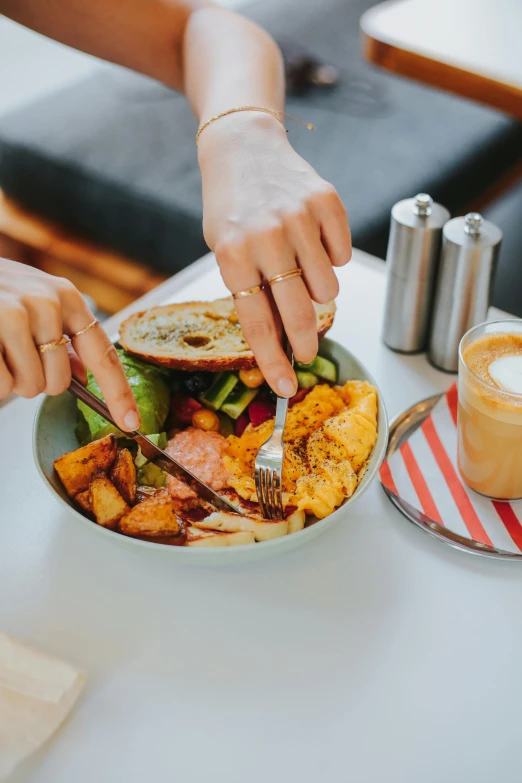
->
[192,408,220,432]
[239,367,265,389]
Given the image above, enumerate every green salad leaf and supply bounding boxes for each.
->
[77,349,170,443]
[75,410,91,447]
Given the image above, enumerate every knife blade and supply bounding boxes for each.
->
[68,377,243,515]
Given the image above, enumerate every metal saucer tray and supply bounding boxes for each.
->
[383,395,522,561]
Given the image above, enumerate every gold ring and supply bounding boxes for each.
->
[267,268,303,286]
[71,318,99,339]
[37,335,70,355]
[233,284,265,300]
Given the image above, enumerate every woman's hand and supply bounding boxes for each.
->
[0,259,141,431]
[198,111,351,397]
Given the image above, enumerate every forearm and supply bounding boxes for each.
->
[182,7,289,255]
[182,7,285,123]
[2,1,284,118]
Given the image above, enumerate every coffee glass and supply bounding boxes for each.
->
[457,319,522,501]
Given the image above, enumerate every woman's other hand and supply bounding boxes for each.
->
[0,259,140,431]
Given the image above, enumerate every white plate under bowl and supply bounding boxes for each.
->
[33,338,389,565]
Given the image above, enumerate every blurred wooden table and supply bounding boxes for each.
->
[0,190,168,315]
[361,0,522,119]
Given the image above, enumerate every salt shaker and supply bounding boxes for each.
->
[428,212,503,372]
[382,194,450,353]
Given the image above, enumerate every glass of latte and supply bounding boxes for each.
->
[458,319,522,500]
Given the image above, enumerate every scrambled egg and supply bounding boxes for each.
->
[224,381,378,519]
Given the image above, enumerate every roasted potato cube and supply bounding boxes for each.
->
[90,471,129,529]
[119,496,180,538]
[74,490,93,516]
[54,434,117,497]
[109,448,137,505]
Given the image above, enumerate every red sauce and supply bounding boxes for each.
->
[165,428,231,500]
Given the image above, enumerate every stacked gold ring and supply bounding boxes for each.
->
[37,335,70,355]
[232,269,303,300]
[71,318,99,339]
[267,268,302,286]
[36,318,99,354]
[232,284,265,301]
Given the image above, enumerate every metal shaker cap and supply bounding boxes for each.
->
[391,193,448,229]
[443,212,503,248]
[412,193,433,216]
[464,212,483,236]
[388,194,450,279]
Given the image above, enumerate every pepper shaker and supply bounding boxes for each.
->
[428,212,502,372]
[382,194,450,353]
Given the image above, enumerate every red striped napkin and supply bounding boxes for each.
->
[380,384,522,553]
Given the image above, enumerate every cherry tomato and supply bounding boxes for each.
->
[248,400,276,428]
[235,412,250,437]
[170,393,203,424]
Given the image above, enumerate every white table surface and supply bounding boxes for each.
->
[1,249,520,783]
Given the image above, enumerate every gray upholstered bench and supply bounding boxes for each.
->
[0,0,521,304]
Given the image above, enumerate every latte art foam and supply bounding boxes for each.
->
[463,331,522,395]
[488,355,522,394]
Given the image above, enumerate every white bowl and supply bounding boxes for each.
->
[33,338,389,564]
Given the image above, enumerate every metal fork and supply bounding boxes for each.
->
[254,334,294,520]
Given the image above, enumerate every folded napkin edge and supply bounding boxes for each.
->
[0,633,86,704]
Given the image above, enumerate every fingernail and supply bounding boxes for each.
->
[124,410,141,431]
[278,378,296,398]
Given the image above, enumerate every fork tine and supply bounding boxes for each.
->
[266,468,283,521]
[263,468,274,520]
[271,469,284,521]
[269,469,278,520]
[255,467,267,519]
[274,469,284,520]
[259,467,271,520]
[265,469,274,520]
[258,468,266,517]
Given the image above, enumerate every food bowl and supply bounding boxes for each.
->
[33,338,389,564]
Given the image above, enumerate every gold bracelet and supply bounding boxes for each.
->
[195,105,315,146]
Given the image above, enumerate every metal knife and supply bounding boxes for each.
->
[68,377,243,515]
